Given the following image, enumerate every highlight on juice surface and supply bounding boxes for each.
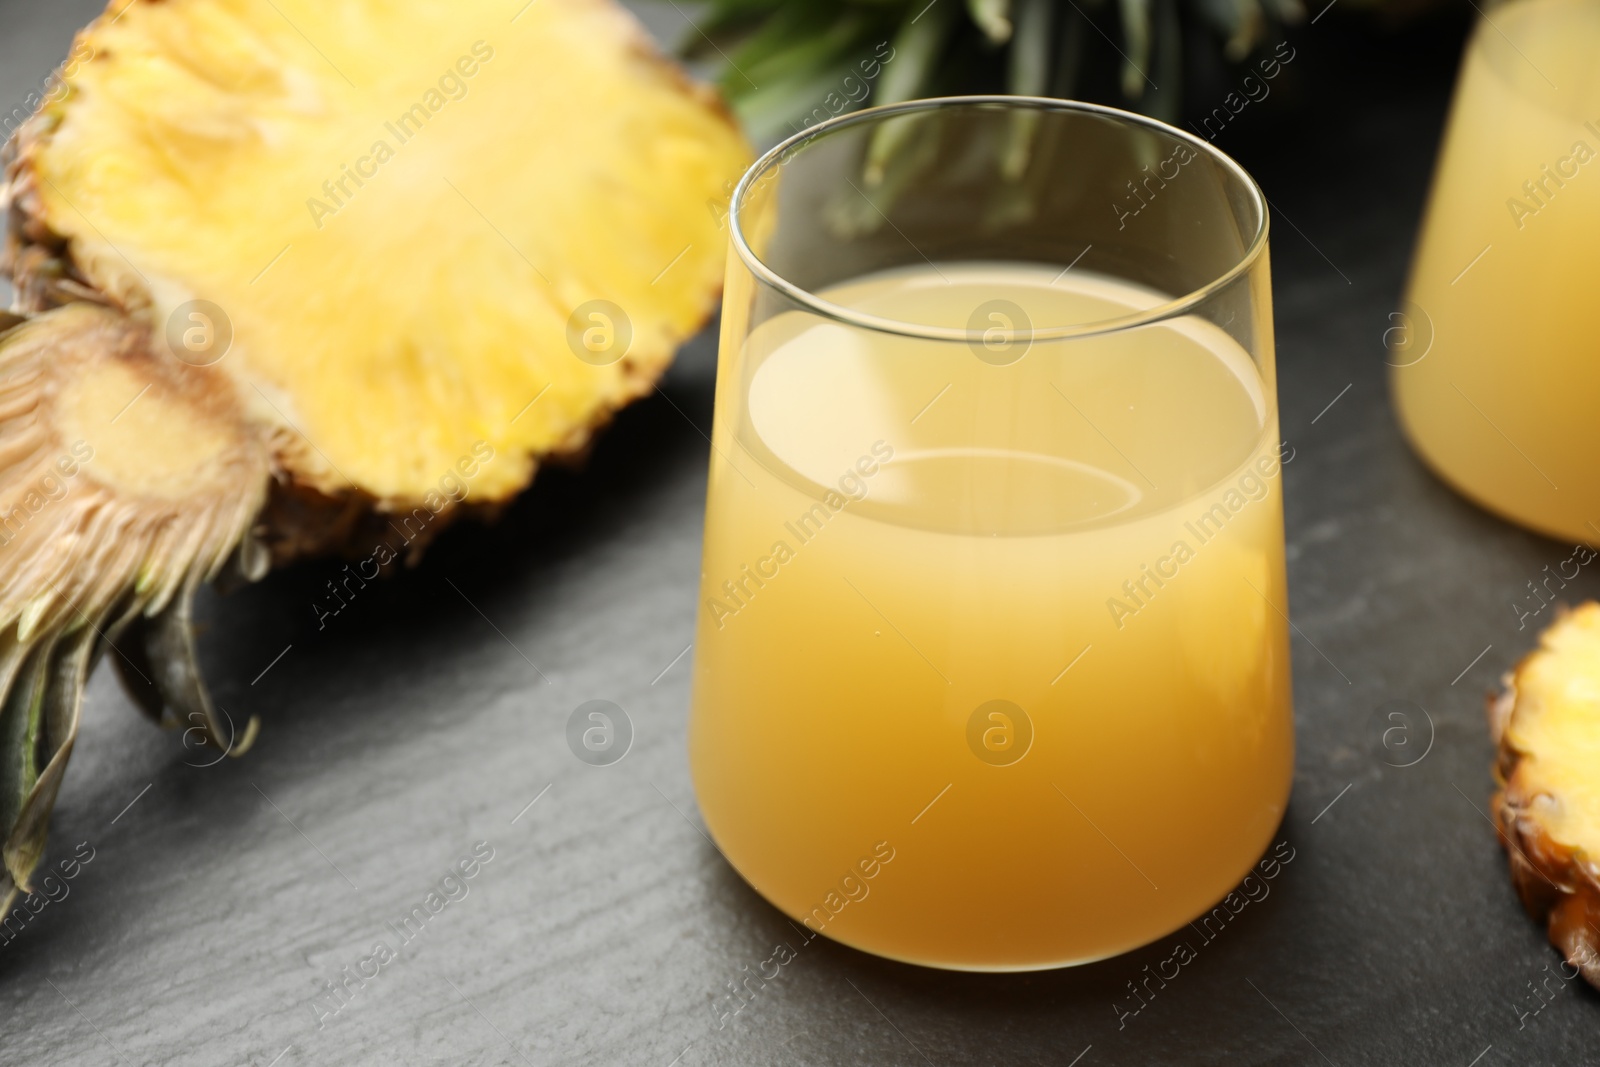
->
[689,97,1293,971]
[1392,0,1600,541]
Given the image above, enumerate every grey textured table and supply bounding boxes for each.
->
[3,4,1593,1065]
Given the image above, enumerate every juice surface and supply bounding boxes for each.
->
[690,261,1293,970]
[1393,0,1600,541]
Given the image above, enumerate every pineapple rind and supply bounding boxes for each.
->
[1493,601,1600,986]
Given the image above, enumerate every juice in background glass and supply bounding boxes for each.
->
[689,98,1294,971]
[1393,0,1600,541]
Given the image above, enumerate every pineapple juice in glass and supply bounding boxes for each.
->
[689,98,1293,970]
[1393,0,1600,541]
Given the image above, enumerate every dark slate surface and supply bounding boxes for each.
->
[2,3,1593,1065]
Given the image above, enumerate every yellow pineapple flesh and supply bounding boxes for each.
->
[0,0,750,906]
[13,0,744,503]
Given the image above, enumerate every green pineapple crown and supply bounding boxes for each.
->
[684,0,1307,144]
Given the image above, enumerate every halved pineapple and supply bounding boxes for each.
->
[1492,601,1600,985]
[0,0,749,906]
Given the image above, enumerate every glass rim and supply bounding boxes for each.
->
[727,95,1272,343]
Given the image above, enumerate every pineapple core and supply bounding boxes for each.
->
[58,359,241,500]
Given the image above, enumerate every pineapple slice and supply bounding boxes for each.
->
[0,0,749,905]
[1492,602,1600,985]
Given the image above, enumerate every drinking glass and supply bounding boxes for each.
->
[1392,0,1600,541]
[690,96,1291,971]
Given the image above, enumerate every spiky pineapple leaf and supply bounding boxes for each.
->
[967,0,1015,42]
[1001,0,1053,178]
[865,0,961,182]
